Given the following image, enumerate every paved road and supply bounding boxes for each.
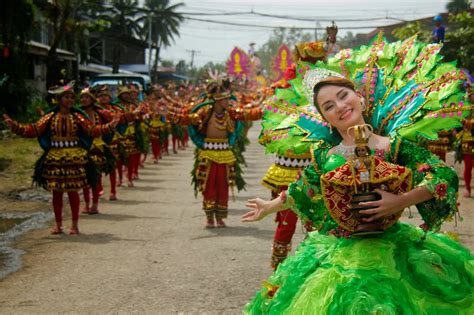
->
[0,126,472,314]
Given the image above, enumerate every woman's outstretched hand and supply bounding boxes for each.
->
[242,198,269,222]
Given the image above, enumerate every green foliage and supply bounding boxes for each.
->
[142,0,184,79]
[95,0,145,73]
[161,59,175,67]
[102,0,145,38]
[256,28,313,77]
[392,21,431,42]
[188,61,226,80]
[337,32,358,49]
[24,96,50,122]
[446,0,472,13]
[0,0,35,118]
[444,11,474,72]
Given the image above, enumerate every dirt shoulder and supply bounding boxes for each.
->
[0,136,50,216]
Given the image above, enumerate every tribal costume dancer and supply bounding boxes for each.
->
[79,88,115,214]
[457,80,474,197]
[3,83,118,234]
[96,86,128,200]
[425,130,454,162]
[261,35,337,269]
[242,35,474,314]
[172,79,262,228]
[117,86,144,187]
[147,86,167,163]
[128,84,149,170]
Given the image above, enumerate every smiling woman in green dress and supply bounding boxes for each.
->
[242,35,474,314]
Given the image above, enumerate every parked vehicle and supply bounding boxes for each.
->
[89,74,151,99]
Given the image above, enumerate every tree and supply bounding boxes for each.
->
[392,21,431,42]
[447,0,472,14]
[160,59,174,68]
[444,11,474,72]
[337,32,357,49]
[33,0,78,89]
[175,59,188,75]
[256,28,312,77]
[143,0,184,82]
[33,0,108,88]
[0,0,35,118]
[100,0,145,73]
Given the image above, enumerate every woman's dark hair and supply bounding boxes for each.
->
[313,77,356,114]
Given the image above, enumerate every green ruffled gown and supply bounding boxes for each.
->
[245,137,474,315]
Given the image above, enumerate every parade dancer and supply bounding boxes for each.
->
[260,37,335,269]
[129,84,150,169]
[147,87,167,163]
[3,83,118,234]
[426,130,453,162]
[117,86,143,187]
[96,86,127,200]
[173,79,261,228]
[79,88,115,214]
[459,81,474,197]
[242,35,474,314]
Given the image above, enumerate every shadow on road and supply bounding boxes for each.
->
[105,199,156,206]
[190,225,274,241]
[28,233,149,247]
[123,186,157,192]
[82,213,169,222]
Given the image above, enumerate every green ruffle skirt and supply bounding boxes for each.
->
[245,223,474,315]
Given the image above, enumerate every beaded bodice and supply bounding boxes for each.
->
[49,113,80,142]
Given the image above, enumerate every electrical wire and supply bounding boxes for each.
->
[185,17,394,30]
[180,11,407,22]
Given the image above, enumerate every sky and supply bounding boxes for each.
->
[157,0,455,67]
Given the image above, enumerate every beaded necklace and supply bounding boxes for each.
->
[332,142,357,159]
[214,111,227,131]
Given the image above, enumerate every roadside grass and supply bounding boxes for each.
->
[0,137,42,190]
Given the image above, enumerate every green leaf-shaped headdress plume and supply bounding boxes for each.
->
[259,33,473,156]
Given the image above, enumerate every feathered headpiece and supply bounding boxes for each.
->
[206,69,231,101]
[80,87,96,100]
[48,81,75,97]
[260,33,473,156]
[95,85,112,97]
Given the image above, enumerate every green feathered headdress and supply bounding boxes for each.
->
[260,33,473,155]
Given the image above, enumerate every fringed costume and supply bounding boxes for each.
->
[80,88,115,213]
[99,88,128,200]
[183,80,262,227]
[7,84,116,234]
[117,86,145,187]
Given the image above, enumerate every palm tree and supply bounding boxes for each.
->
[101,0,145,72]
[143,0,184,81]
[446,0,472,13]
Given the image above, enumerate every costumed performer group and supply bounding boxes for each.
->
[2,79,264,234]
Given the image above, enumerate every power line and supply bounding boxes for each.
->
[184,17,396,30]
[180,10,407,22]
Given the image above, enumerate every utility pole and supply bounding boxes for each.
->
[186,49,201,68]
[148,13,152,78]
[315,21,321,41]
[315,21,318,41]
